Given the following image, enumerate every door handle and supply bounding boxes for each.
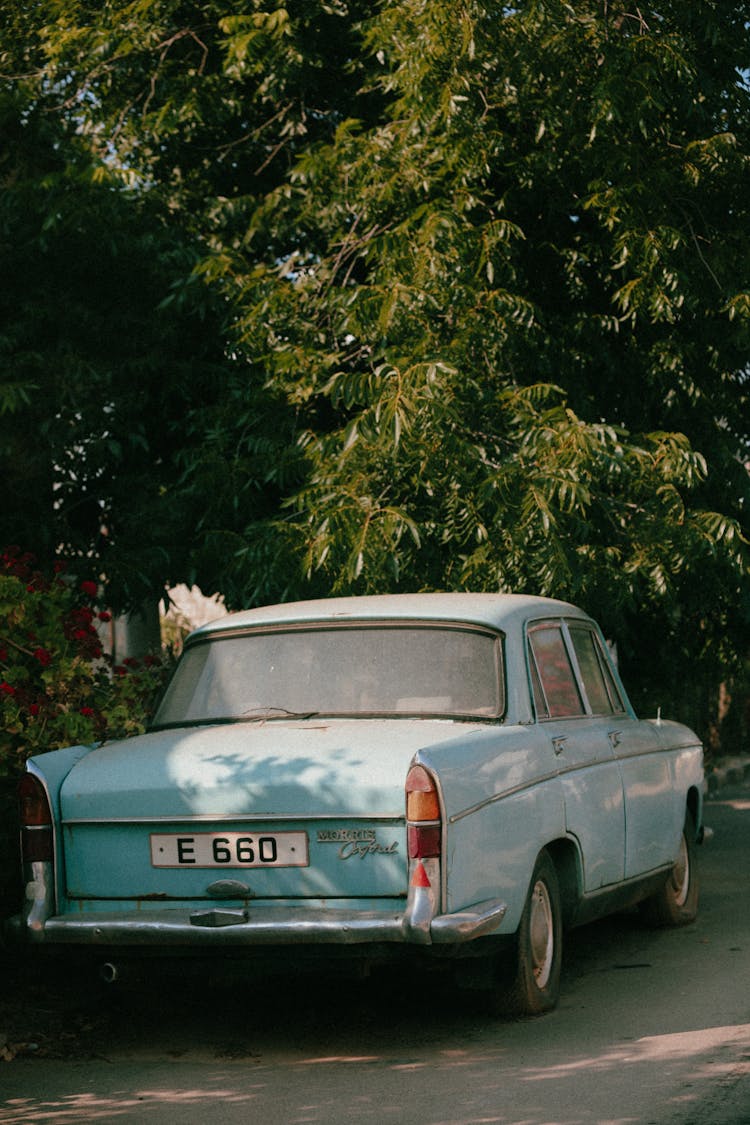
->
[552,736,567,756]
[608,730,622,749]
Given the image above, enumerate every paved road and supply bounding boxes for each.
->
[1,784,749,1124]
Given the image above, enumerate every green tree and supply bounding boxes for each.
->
[0,60,234,607]
[0,0,378,608]
[3,1,749,744]
[225,2,749,722]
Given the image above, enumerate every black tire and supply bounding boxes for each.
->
[640,810,699,927]
[498,850,563,1017]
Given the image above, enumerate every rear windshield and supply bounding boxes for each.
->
[153,623,503,726]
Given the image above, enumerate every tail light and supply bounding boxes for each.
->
[19,773,53,863]
[406,764,441,859]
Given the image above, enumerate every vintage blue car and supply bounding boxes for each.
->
[13,593,705,1014]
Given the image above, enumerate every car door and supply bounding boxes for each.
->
[527,620,625,891]
[565,623,676,880]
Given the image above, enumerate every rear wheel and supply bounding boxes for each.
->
[490,850,562,1017]
[640,811,699,927]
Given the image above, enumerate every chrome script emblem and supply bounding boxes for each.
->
[317,828,399,860]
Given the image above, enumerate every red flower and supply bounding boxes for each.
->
[29,704,40,716]
[98,611,112,622]
[0,682,16,696]
[80,580,98,598]
[79,707,95,718]
[0,648,7,662]
[33,647,52,667]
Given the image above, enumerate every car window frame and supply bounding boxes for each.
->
[152,618,509,725]
[526,617,626,722]
[565,621,626,717]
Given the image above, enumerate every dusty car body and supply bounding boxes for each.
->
[12,593,705,1013]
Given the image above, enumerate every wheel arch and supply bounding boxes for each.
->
[543,837,581,929]
[686,785,701,838]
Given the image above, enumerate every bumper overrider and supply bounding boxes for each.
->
[9,858,507,949]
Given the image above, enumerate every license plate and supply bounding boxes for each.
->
[150,831,309,868]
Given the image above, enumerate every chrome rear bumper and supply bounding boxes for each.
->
[12,898,506,947]
[10,858,506,949]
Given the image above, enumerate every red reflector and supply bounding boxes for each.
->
[21,826,53,863]
[411,860,431,887]
[408,824,441,859]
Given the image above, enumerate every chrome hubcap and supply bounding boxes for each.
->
[529,880,554,988]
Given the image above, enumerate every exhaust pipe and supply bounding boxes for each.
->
[99,961,120,984]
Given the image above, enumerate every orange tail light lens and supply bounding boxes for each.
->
[406,765,440,820]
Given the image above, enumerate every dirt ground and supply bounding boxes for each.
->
[1,947,112,1062]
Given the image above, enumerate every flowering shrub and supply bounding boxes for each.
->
[0,549,172,779]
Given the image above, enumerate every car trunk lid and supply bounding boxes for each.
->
[57,719,470,904]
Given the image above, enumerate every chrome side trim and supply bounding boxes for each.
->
[616,741,702,757]
[449,768,561,823]
[581,862,673,901]
[62,813,405,826]
[449,744,703,824]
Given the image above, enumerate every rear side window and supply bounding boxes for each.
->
[568,626,624,715]
[528,625,584,718]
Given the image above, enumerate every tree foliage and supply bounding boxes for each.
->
[1,0,379,607]
[222,2,749,715]
[0,50,234,606]
[1,1,748,740]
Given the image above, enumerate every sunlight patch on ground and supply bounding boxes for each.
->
[630,1023,750,1061]
[297,1056,381,1065]
[518,1022,750,1081]
[1,1086,259,1124]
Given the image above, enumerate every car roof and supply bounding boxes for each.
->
[190,592,589,639]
